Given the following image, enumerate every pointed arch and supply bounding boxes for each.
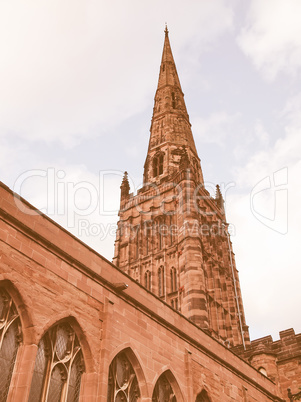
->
[107,346,148,401]
[152,370,184,402]
[196,389,211,401]
[28,319,86,402]
[0,285,22,401]
[144,270,151,291]
[0,279,34,344]
[39,314,94,373]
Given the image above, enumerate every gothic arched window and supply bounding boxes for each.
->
[28,322,84,402]
[144,270,151,291]
[0,288,22,402]
[107,352,140,401]
[153,153,164,177]
[152,373,176,402]
[158,266,165,297]
[170,267,177,293]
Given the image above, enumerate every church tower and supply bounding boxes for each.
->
[113,27,250,348]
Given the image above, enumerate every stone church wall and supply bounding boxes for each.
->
[233,329,301,401]
[0,182,284,401]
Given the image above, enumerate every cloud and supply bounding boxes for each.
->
[254,119,269,146]
[234,94,301,188]
[11,161,127,260]
[237,0,301,80]
[193,111,241,145]
[0,0,234,148]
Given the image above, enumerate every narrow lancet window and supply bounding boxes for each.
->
[144,270,151,291]
[0,288,22,402]
[158,266,165,297]
[170,267,177,293]
[153,153,164,177]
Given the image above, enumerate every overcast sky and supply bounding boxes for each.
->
[1,0,300,342]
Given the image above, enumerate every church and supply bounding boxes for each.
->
[0,28,300,401]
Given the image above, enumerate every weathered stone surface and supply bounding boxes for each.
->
[0,181,284,401]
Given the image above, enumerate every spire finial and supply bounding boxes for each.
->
[215,184,225,213]
[164,23,169,36]
[120,171,130,202]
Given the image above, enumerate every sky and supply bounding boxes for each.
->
[0,0,300,342]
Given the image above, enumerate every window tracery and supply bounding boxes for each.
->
[107,352,140,402]
[28,322,84,402]
[152,373,176,402]
[0,288,22,402]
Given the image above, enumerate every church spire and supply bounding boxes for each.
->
[143,28,202,184]
[156,25,183,93]
[114,30,250,347]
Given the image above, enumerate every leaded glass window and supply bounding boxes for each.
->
[0,288,22,402]
[152,374,176,402]
[107,352,140,402]
[28,322,84,402]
